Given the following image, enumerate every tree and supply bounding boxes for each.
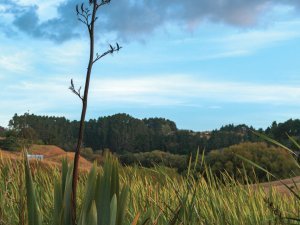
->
[205,142,300,182]
[0,135,20,151]
[0,126,5,136]
[70,0,122,223]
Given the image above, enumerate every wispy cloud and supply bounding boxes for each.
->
[2,74,300,127]
[40,40,87,67]
[88,75,300,105]
[0,52,32,73]
[192,19,300,60]
[4,75,300,107]
[215,29,300,54]
[162,19,300,62]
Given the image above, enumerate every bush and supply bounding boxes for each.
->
[0,136,20,151]
[0,126,5,136]
[205,142,300,182]
[120,150,187,172]
[80,147,94,161]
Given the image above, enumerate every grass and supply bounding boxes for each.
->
[1,151,300,225]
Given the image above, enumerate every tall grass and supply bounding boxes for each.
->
[237,132,300,224]
[0,150,300,224]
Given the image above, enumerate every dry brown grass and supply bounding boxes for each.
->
[256,176,300,195]
[0,144,92,170]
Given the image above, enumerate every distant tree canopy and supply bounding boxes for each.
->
[8,113,77,150]
[265,119,300,150]
[206,124,259,150]
[0,126,5,136]
[120,150,187,172]
[205,142,300,182]
[7,113,300,156]
[8,113,260,154]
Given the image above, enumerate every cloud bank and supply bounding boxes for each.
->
[2,75,300,128]
[4,75,300,108]
[1,0,300,42]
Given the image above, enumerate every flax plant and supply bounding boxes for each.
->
[1,148,300,224]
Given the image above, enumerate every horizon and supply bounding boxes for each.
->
[1,112,298,132]
[1,1,300,131]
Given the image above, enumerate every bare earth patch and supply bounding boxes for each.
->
[254,176,300,195]
[0,144,92,170]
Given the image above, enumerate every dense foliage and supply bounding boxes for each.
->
[0,126,41,151]
[205,142,300,182]
[0,126,5,136]
[8,113,76,150]
[0,136,20,151]
[120,150,187,171]
[265,119,300,150]
[3,114,299,181]
[7,113,260,154]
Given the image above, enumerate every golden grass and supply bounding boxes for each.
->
[0,144,92,170]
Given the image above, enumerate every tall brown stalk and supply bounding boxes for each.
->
[70,0,121,224]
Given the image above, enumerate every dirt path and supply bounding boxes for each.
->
[255,176,300,195]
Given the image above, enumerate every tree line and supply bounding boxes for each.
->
[2,113,300,155]
[2,113,263,154]
[2,113,300,181]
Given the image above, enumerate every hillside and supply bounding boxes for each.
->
[258,176,300,195]
[6,113,300,156]
[0,144,92,170]
[5,113,261,154]
[1,144,299,195]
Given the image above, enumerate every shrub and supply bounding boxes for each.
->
[120,150,187,172]
[0,136,20,151]
[205,142,300,182]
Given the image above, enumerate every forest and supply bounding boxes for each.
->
[2,113,300,154]
[1,113,300,182]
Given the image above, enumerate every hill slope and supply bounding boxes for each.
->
[0,144,92,169]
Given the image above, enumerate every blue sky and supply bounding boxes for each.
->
[1,0,300,131]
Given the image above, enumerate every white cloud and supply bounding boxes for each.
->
[2,74,300,127]
[217,30,300,53]
[15,0,64,21]
[153,19,300,63]
[196,50,249,60]
[206,19,300,57]
[87,75,300,106]
[0,52,32,73]
[41,40,87,67]
[4,75,300,108]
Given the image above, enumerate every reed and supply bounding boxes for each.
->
[0,150,299,225]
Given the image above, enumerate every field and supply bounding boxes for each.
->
[0,145,92,170]
[1,146,300,225]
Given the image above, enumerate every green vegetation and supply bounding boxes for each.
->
[265,119,300,150]
[0,154,130,225]
[9,113,300,156]
[3,113,300,224]
[0,129,24,151]
[0,136,20,151]
[0,126,5,137]
[118,142,299,181]
[8,113,258,154]
[0,126,39,152]
[120,150,187,172]
[205,142,300,182]
[1,151,300,225]
[5,113,300,181]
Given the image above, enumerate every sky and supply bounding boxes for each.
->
[1,0,300,131]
